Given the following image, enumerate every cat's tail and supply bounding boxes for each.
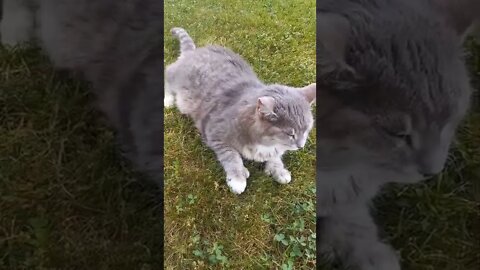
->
[171,27,196,57]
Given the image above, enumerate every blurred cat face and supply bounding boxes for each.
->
[317,43,471,185]
[316,3,472,186]
[317,101,467,185]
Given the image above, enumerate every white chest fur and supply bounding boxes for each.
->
[240,144,286,162]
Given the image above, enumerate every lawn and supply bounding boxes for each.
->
[163,0,316,269]
[0,48,163,268]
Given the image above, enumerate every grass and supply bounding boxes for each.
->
[0,47,163,268]
[164,0,316,269]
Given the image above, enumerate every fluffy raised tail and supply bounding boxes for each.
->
[171,27,196,57]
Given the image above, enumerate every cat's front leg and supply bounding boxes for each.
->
[212,145,250,194]
[265,157,292,184]
[319,203,401,270]
[317,170,380,216]
[1,0,35,46]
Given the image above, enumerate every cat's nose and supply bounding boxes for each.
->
[418,161,444,178]
[296,139,305,148]
[417,147,447,179]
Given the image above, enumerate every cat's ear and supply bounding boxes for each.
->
[257,96,278,122]
[299,83,316,105]
[317,12,359,91]
[317,12,351,63]
[433,0,480,40]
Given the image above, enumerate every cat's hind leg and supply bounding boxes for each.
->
[164,64,179,108]
[265,156,291,184]
[1,0,35,46]
[164,80,176,108]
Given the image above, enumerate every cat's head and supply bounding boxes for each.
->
[250,83,316,150]
[316,0,475,184]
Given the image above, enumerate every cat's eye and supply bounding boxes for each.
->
[285,130,295,139]
[399,134,413,147]
[381,127,413,147]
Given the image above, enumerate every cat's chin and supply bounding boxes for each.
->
[278,144,298,151]
[319,164,428,187]
[380,167,431,184]
[254,142,297,151]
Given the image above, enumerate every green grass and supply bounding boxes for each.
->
[0,46,162,269]
[164,0,316,269]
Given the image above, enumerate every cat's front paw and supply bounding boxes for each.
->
[226,167,249,194]
[242,166,250,178]
[265,167,292,184]
[226,175,247,194]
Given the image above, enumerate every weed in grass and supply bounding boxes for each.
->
[0,45,163,268]
[270,201,316,268]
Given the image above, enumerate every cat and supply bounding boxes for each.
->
[165,27,316,194]
[316,0,478,269]
[0,0,164,190]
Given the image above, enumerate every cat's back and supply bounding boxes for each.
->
[166,44,260,100]
[176,45,257,79]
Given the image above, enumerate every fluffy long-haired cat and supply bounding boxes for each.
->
[1,0,164,188]
[165,28,316,194]
[317,0,478,269]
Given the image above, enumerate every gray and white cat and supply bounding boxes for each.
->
[0,0,164,187]
[317,0,478,269]
[165,28,316,194]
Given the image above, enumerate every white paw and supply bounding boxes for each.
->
[274,169,292,184]
[164,93,175,108]
[243,167,250,178]
[265,167,292,184]
[226,176,247,194]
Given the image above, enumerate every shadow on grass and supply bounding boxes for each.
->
[0,45,163,269]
